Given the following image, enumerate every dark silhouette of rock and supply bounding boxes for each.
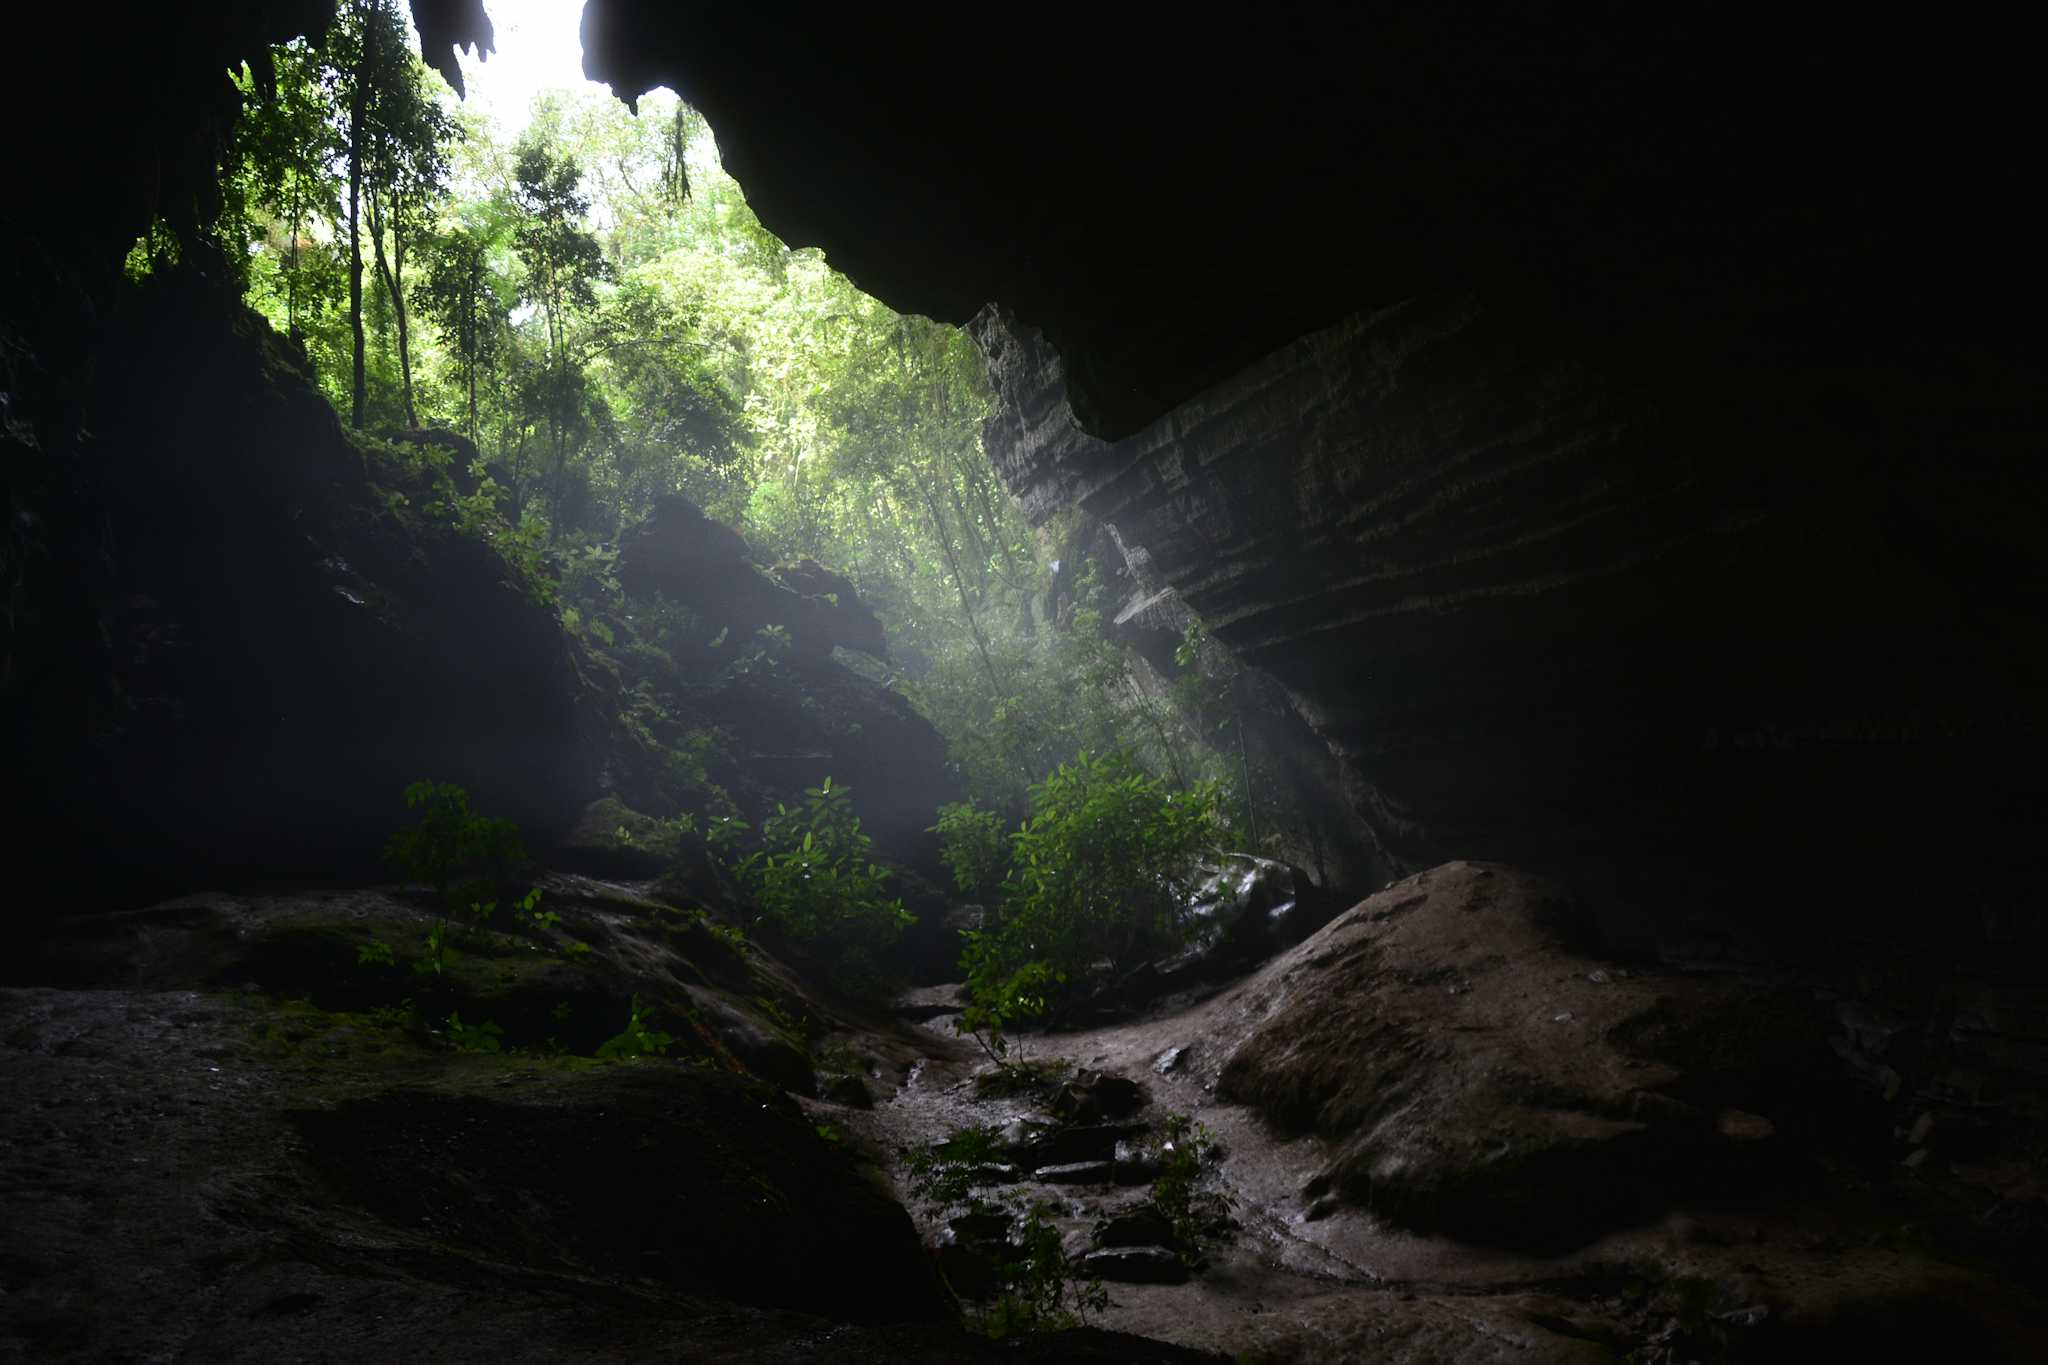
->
[5,291,602,907]
[1096,1204,1175,1249]
[1050,1069,1147,1123]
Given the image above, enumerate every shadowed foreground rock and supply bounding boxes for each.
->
[0,897,1230,1364]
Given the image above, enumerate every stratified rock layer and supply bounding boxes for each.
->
[975,296,2045,947]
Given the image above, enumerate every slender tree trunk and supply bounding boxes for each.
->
[391,202,416,425]
[920,476,1005,708]
[366,190,416,426]
[464,254,480,444]
[964,455,1022,583]
[285,175,301,332]
[941,466,988,597]
[346,1,368,430]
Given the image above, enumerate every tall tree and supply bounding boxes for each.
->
[418,221,508,445]
[324,0,451,429]
[226,40,344,334]
[509,134,609,530]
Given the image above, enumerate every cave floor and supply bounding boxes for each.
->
[830,981,2046,1364]
[5,876,2041,1363]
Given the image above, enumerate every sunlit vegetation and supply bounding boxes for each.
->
[196,5,1281,984]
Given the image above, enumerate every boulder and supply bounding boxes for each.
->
[618,499,887,665]
[1080,1246,1188,1285]
[1035,1160,1115,1186]
[1004,1122,1145,1171]
[775,557,890,661]
[1212,861,1842,1249]
[1050,1069,1147,1123]
[820,1072,874,1109]
[1095,1204,1176,1249]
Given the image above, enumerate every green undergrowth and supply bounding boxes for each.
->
[971,1056,1073,1100]
[903,1125,1109,1337]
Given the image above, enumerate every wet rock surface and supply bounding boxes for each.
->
[1212,861,1843,1246]
[849,862,2048,1363]
[1083,1246,1189,1285]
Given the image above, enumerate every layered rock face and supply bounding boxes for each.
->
[978,296,2045,949]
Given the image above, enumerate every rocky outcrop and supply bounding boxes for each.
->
[1212,862,1848,1248]
[599,493,954,864]
[5,284,601,908]
[618,494,888,663]
[976,295,2047,951]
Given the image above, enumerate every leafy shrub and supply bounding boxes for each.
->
[932,801,1008,902]
[735,777,911,998]
[959,750,1220,1044]
[383,781,528,914]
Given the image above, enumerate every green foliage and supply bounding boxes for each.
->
[903,1125,1004,1209]
[969,1055,1071,1099]
[414,917,449,976]
[956,957,1058,1065]
[383,781,528,913]
[734,778,911,998]
[218,60,1311,872]
[959,751,1221,1036]
[903,1127,1107,1336]
[444,1011,504,1053]
[507,888,555,930]
[595,994,674,1059]
[698,914,750,956]
[932,801,1007,902]
[1149,1112,1222,1268]
[971,1199,1109,1339]
[356,936,396,968]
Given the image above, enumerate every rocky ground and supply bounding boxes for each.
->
[4,862,2043,1362]
[0,877,1216,1363]
[835,863,2048,1363]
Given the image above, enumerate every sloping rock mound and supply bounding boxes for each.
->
[600,493,955,862]
[618,495,887,663]
[1215,861,1840,1248]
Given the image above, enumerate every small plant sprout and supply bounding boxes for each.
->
[595,994,674,1059]
[414,918,449,976]
[357,936,396,968]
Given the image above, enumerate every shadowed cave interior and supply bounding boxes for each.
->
[2,4,2044,1361]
